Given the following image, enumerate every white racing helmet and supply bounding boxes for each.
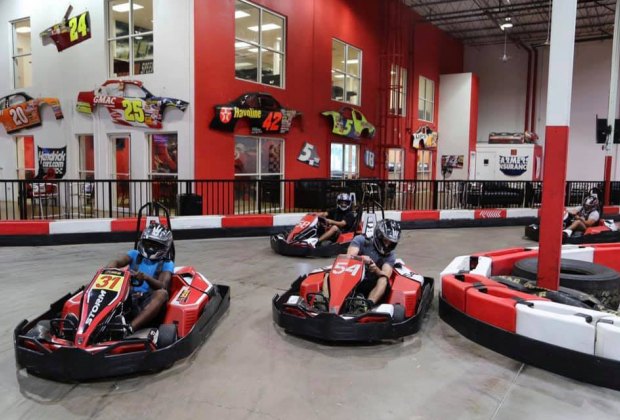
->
[137,223,173,260]
[373,219,401,256]
[337,192,352,211]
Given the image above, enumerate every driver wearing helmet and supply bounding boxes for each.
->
[316,192,356,245]
[107,222,175,332]
[347,219,401,307]
[563,194,601,238]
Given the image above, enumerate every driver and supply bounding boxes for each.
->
[347,219,401,308]
[563,194,601,238]
[107,222,174,332]
[316,192,356,246]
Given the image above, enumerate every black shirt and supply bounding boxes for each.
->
[326,208,356,232]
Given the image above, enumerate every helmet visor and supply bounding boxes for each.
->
[337,199,351,210]
[142,239,165,257]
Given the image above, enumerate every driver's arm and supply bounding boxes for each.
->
[326,218,346,228]
[347,244,360,256]
[107,254,131,268]
[133,270,171,291]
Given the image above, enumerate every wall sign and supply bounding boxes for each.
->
[37,146,67,178]
[297,142,320,167]
[412,126,437,149]
[364,150,375,169]
[321,107,376,139]
[441,154,463,178]
[40,6,91,52]
[499,155,528,176]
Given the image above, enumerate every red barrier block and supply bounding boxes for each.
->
[442,274,506,312]
[0,221,50,235]
[400,210,440,221]
[221,214,273,228]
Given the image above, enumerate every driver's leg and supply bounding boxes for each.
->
[130,289,169,331]
[367,277,388,307]
[318,225,340,243]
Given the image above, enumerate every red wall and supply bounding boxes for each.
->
[195,0,463,182]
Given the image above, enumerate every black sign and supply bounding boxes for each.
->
[37,146,67,178]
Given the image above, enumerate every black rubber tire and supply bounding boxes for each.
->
[512,258,620,309]
[392,304,406,323]
[157,324,178,349]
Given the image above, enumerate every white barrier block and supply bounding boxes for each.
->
[595,316,620,361]
[273,213,306,227]
[383,211,402,222]
[171,216,222,230]
[440,210,475,220]
[560,246,595,263]
[440,255,492,277]
[50,219,112,234]
[506,208,538,218]
[516,300,604,355]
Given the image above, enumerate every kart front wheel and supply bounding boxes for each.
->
[157,324,178,349]
[392,304,405,323]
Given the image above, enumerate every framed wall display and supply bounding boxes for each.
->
[364,149,375,169]
[412,125,437,149]
[297,142,320,167]
[441,154,463,178]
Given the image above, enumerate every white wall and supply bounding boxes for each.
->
[437,73,473,180]
[465,39,620,181]
[0,0,193,183]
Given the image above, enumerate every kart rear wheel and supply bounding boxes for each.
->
[157,324,178,349]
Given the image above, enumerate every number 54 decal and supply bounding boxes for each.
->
[122,99,145,123]
[332,261,362,276]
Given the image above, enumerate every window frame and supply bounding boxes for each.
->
[15,135,35,179]
[331,39,362,105]
[78,134,95,180]
[107,0,154,77]
[418,76,435,122]
[330,142,359,179]
[234,0,286,88]
[11,18,32,89]
[390,64,407,116]
[148,132,179,179]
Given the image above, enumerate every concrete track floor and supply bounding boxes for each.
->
[2,226,620,420]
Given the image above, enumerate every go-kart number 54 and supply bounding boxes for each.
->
[332,262,361,276]
[93,274,124,292]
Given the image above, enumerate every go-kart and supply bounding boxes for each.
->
[14,202,230,381]
[525,210,619,244]
[272,254,434,342]
[270,183,383,258]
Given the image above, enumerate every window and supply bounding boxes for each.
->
[16,136,35,179]
[418,76,434,122]
[234,136,283,213]
[110,134,131,208]
[330,143,358,179]
[331,40,361,105]
[78,135,95,180]
[390,64,407,116]
[149,133,178,210]
[108,0,153,77]
[11,18,32,89]
[235,0,285,87]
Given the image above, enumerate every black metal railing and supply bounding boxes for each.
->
[0,178,615,221]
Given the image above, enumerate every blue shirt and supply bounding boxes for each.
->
[127,249,175,294]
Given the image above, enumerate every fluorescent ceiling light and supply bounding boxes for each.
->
[236,62,255,68]
[500,17,513,31]
[248,23,280,32]
[341,59,359,64]
[112,2,144,13]
[235,10,250,19]
[15,27,31,34]
[235,41,251,48]
[333,74,345,79]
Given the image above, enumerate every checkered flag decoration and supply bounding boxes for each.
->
[297,142,320,167]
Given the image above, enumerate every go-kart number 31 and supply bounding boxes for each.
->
[94,274,124,292]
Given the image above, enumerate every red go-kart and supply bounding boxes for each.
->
[14,203,230,381]
[272,254,434,342]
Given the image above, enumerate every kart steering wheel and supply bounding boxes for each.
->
[131,276,144,287]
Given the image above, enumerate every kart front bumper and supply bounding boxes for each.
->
[14,285,230,382]
[270,234,348,257]
[272,279,434,342]
[524,223,620,244]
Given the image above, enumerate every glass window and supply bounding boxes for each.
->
[11,18,32,89]
[390,64,407,116]
[330,143,359,179]
[331,40,361,105]
[78,135,95,180]
[235,0,285,87]
[149,133,178,210]
[234,136,284,213]
[15,135,35,179]
[110,134,131,208]
[108,0,153,77]
[418,76,434,122]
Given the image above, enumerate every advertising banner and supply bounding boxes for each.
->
[37,146,67,178]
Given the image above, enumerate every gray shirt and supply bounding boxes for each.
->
[350,235,396,269]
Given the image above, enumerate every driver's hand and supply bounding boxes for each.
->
[131,270,145,280]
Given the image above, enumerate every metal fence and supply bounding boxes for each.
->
[0,178,615,221]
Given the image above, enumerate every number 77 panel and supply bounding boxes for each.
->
[76,80,189,129]
[0,92,64,134]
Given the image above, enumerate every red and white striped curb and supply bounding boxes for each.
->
[0,208,540,237]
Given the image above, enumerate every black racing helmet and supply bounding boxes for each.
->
[583,194,599,213]
[137,223,173,260]
[337,192,352,211]
[373,219,401,256]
